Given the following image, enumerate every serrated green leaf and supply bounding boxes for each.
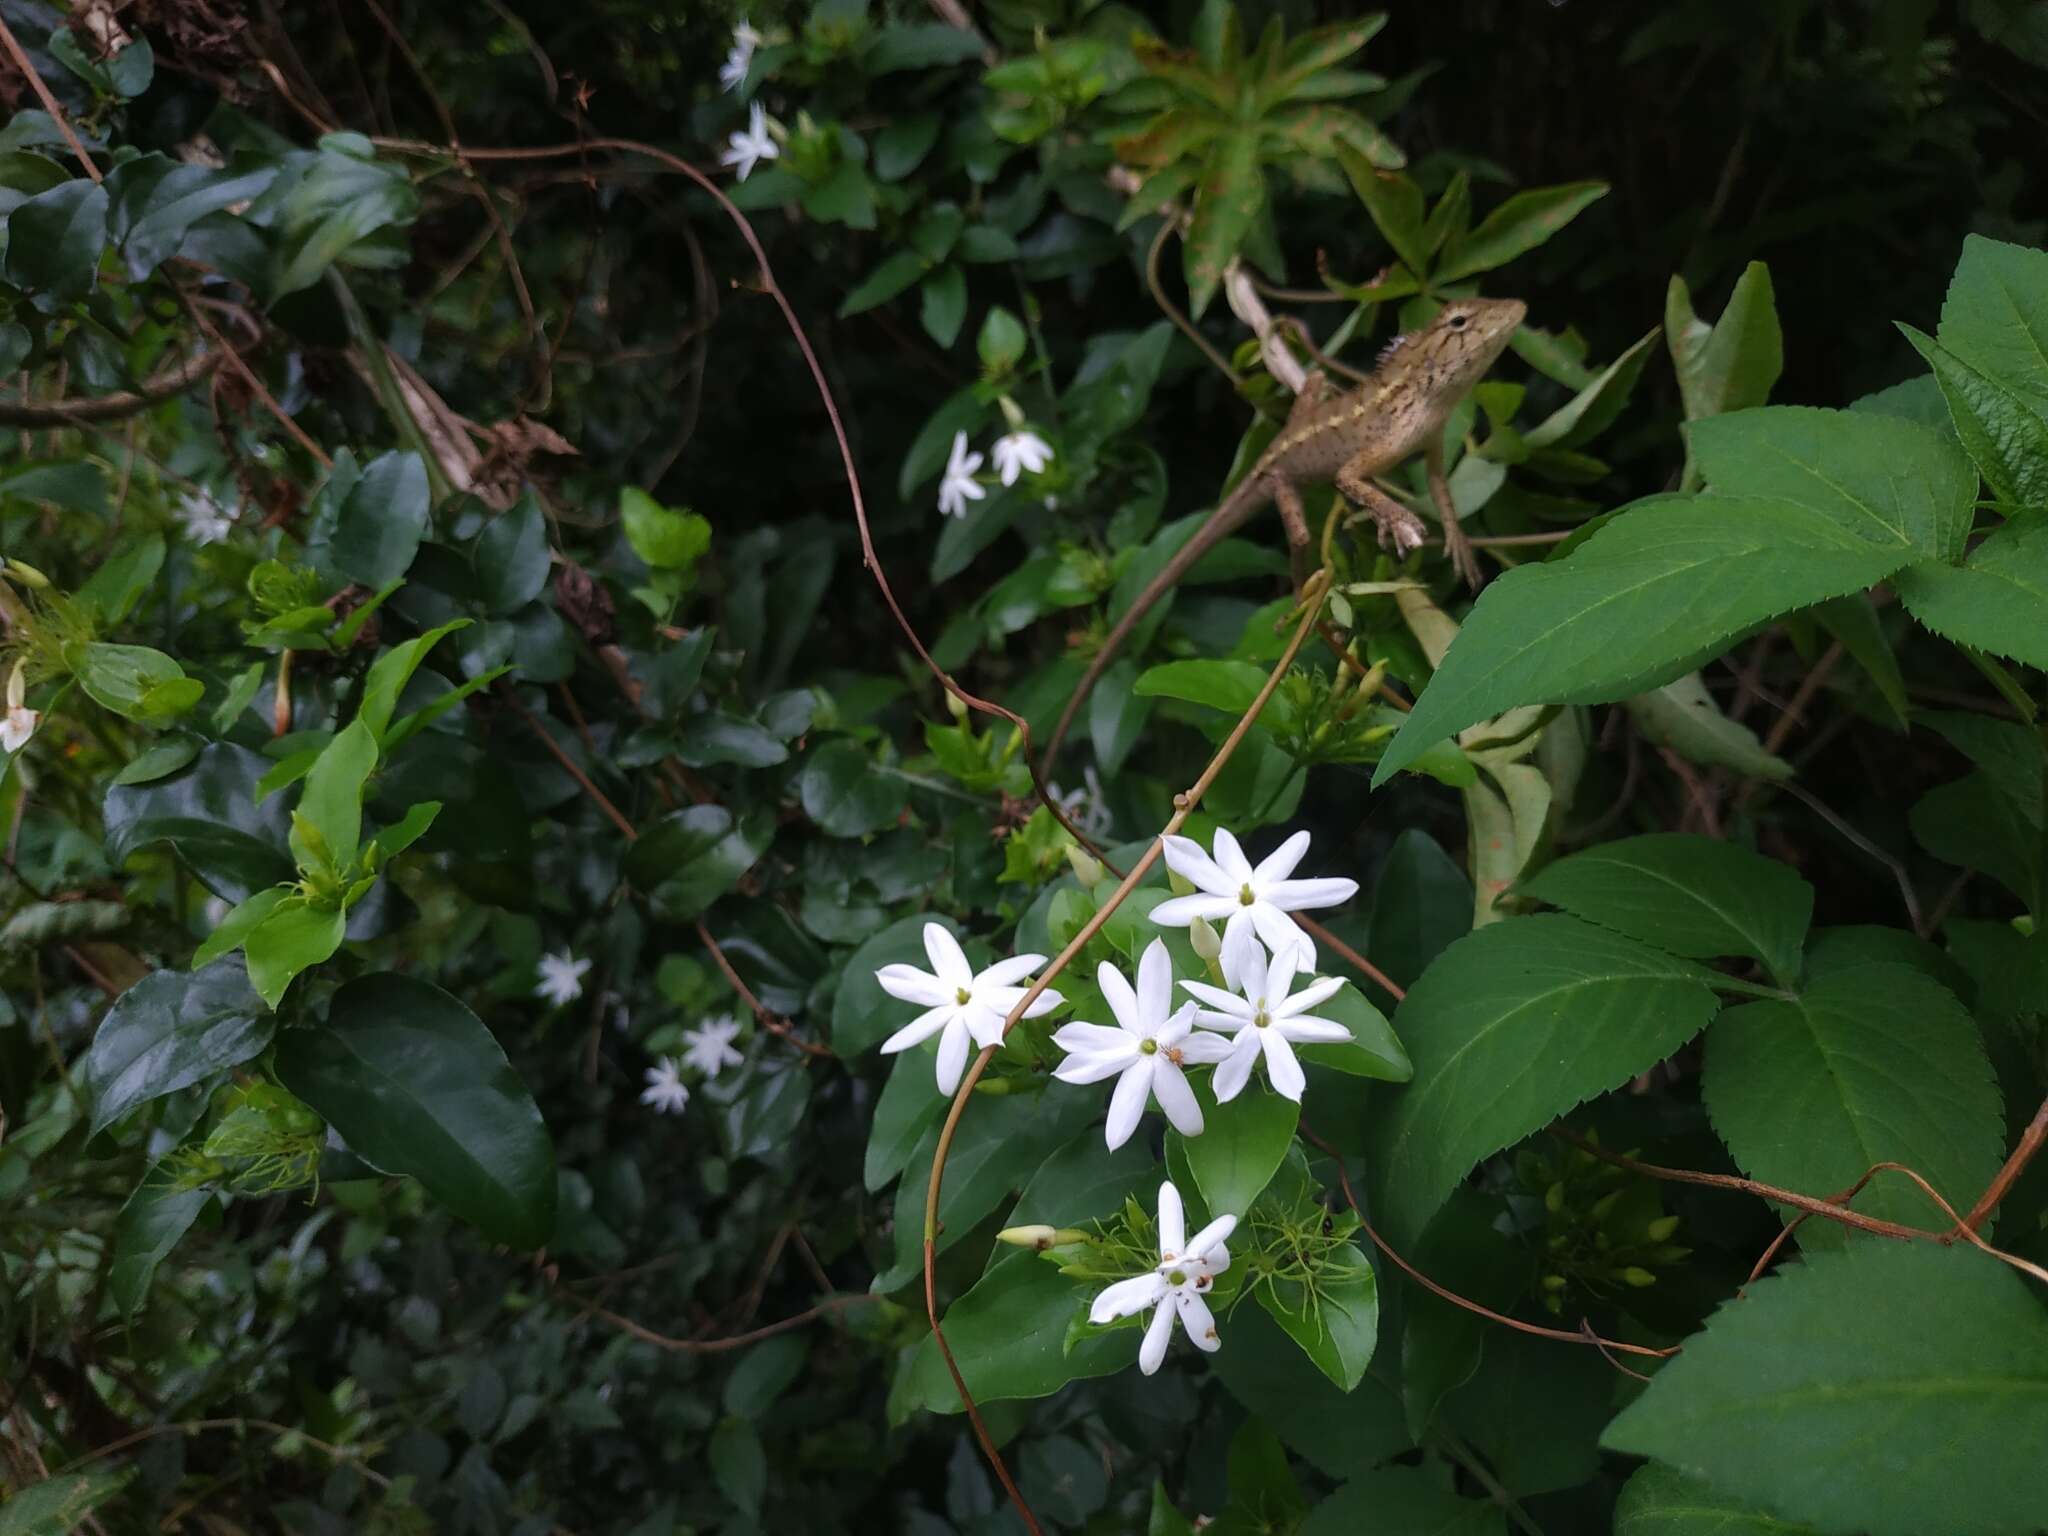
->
[1613,1462,1817,1535]
[1901,323,2048,511]
[1366,914,1721,1247]
[1183,132,1262,319]
[1520,833,1813,983]
[1520,328,1658,451]
[1437,181,1608,283]
[1603,1242,2048,1536]
[1935,234,2048,417]
[1703,962,2003,1240]
[1894,518,2048,670]
[1375,496,1914,784]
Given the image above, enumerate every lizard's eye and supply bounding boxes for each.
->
[1448,312,1469,330]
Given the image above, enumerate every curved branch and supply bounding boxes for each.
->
[0,347,224,426]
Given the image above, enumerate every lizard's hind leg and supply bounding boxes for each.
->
[1334,452,1429,563]
[1268,474,1318,591]
[1426,438,1482,589]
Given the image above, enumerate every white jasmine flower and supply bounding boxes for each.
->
[719,21,761,92]
[1181,940,1352,1103]
[721,102,780,182]
[2,662,38,754]
[175,487,234,545]
[1050,764,1112,841]
[876,922,1063,1094]
[1050,939,1231,1150]
[535,950,591,1006]
[1152,829,1358,989]
[1089,1181,1235,1374]
[681,1013,744,1077]
[640,1056,689,1115]
[936,431,986,519]
[990,429,1054,487]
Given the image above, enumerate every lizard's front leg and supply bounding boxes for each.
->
[1426,438,1482,589]
[1334,453,1428,563]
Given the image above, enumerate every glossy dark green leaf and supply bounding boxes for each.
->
[1256,1242,1378,1391]
[2,178,107,302]
[327,450,429,588]
[104,742,295,901]
[1613,1462,1818,1535]
[79,960,271,1135]
[711,1059,811,1161]
[262,134,420,298]
[65,641,201,723]
[864,1049,948,1192]
[109,1162,211,1316]
[112,156,277,278]
[709,1416,767,1518]
[1299,1466,1503,1536]
[627,805,773,921]
[676,713,788,768]
[1178,1082,1297,1218]
[1212,1299,1411,1478]
[898,1253,1129,1416]
[276,973,555,1247]
[919,262,967,347]
[475,495,550,614]
[799,739,903,837]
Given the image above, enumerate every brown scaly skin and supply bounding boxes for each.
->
[1043,296,1526,782]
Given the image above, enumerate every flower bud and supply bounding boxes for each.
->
[997,1224,1059,1249]
[945,688,970,723]
[1064,844,1104,889]
[1620,1266,1657,1288]
[1645,1215,1680,1243]
[1188,916,1222,962]
[1167,867,1195,897]
[4,559,50,589]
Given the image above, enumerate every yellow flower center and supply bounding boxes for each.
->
[1138,1038,1159,1056]
[1238,884,1256,906]
[1167,1268,1188,1287]
[955,987,972,1005]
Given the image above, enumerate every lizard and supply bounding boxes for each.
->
[1041,294,1527,781]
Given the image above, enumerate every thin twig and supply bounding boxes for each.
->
[505,689,636,838]
[565,1291,873,1354]
[0,17,99,175]
[1966,1094,2048,1233]
[696,918,832,1059]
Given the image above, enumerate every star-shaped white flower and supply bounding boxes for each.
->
[641,1056,689,1115]
[1051,939,1231,1150]
[990,429,1054,487]
[1049,764,1112,841]
[535,950,591,1006]
[936,431,986,519]
[682,1014,744,1077]
[719,21,761,92]
[1089,1181,1235,1374]
[2,662,37,755]
[1181,939,1352,1103]
[175,488,234,545]
[1153,829,1358,989]
[720,102,780,182]
[876,922,1063,1094]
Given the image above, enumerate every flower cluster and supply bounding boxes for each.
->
[936,426,1056,518]
[642,1014,747,1117]
[867,826,1357,1374]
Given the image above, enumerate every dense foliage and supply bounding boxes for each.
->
[3,1,2047,1533]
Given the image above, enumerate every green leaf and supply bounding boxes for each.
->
[1400,1188,1528,1440]
[864,1050,948,1192]
[1520,327,1659,451]
[977,306,1028,373]
[1703,962,2003,1239]
[114,159,277,278]
[108,1161,210,1316]
[1256,1240,1378,1390]
[1901,324,2048,511]
[1613,1462,1818,1535]
[65,641,202,723]
[1667,262,1784,425]
[1089,659,1153,779]
[1519,833,1813,983]
[863,22,986,72]
[290,719,378,873]
[1912,768,2044,915]
[625,805,774,922]
[1623,671,1795,780]
[1183,131,1262,319]
[1374,496,1914,784]
[709,1416,767,1519]
[1136,657,1295,729]
[1179,1083,1298,1217]
[1813,593,1911,729]
[799,739,903,836]
[919,263,967,347]
[1000,1132,1157,1253]
[620,486,711,571]
[1212,1298,1412,1477]
[1300,1465,1503,1536]
[75,535,165,626]
[1294,981,1411,1080]
[1437,180,1608,282]
[104,743,295,902]
[475,495,549,614]
[1365,828,1473,995]
[1339,151,1428,273]
[263,135,419,297]
[2,178,108,303]
[1894,518,2048,670]
[838,247,926,316]
[0,1467,133,1536]
[898,1251,1128,1416]
[276,972,555,1247]
[676,712,788,768]
[78,960,271,1135]
[1365,915,1722,1246]
[1688,406,1975,561]
[192,887,289,967]
[245,897,347,1009]
[1603,1242,2048,1536]
[326,450,429,588]
[1934,235,2048,420]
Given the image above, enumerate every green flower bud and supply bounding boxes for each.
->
[1064,844,1104,889]
[1188,916,1222,962]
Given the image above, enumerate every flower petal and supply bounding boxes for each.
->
[1105,1060,1152,1150]
[1016,985,1063,1019]
[1152,1060,1204,1138]
[1157,1180,1186,1256]
[1154,1000,1197,1048]
[1211,827,1255,885]
[874,964,948,1006]
[1175,1029,1235,1065]
[1261,1027,1306,1102]
[1150,893,1238,927]
[1263,941,1301,1006]
[1276,1016,1353,1044]
[1253,829,1312,886]
[1053,1050,1133,1085]
[1180,979,1252,1016]
[879,1004,954,1054]
[964,1002,1009,1050]
[1053,1022,1134,1055]
[935,1018,972,1094]
[1090,1272,1166,1324]
[1097,959,1141,1036]
[1250,901,1312,972]
[1273,974,1344,1018]
[1211,1035,1259,1102]
[1175,1289,1222,1352]
[1136,939,1174,1031]
[1139,1297,1176,1375]
[1160,834,1232,896]
[978,953,1047,990]
[1220,913,1262,991]
[1263,876,1361,913]
[1186,1213,1237,1263]
[923,923,974,988]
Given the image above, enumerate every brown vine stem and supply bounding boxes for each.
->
[1297,1125,1678,1368]
[0,347,224,426]
[696,917,833,1059]
[0,16,98,175]
[1964,1093,2048,1234]
[563,1291,872,1354]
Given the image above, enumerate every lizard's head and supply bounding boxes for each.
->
[1394,296,1526,394]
